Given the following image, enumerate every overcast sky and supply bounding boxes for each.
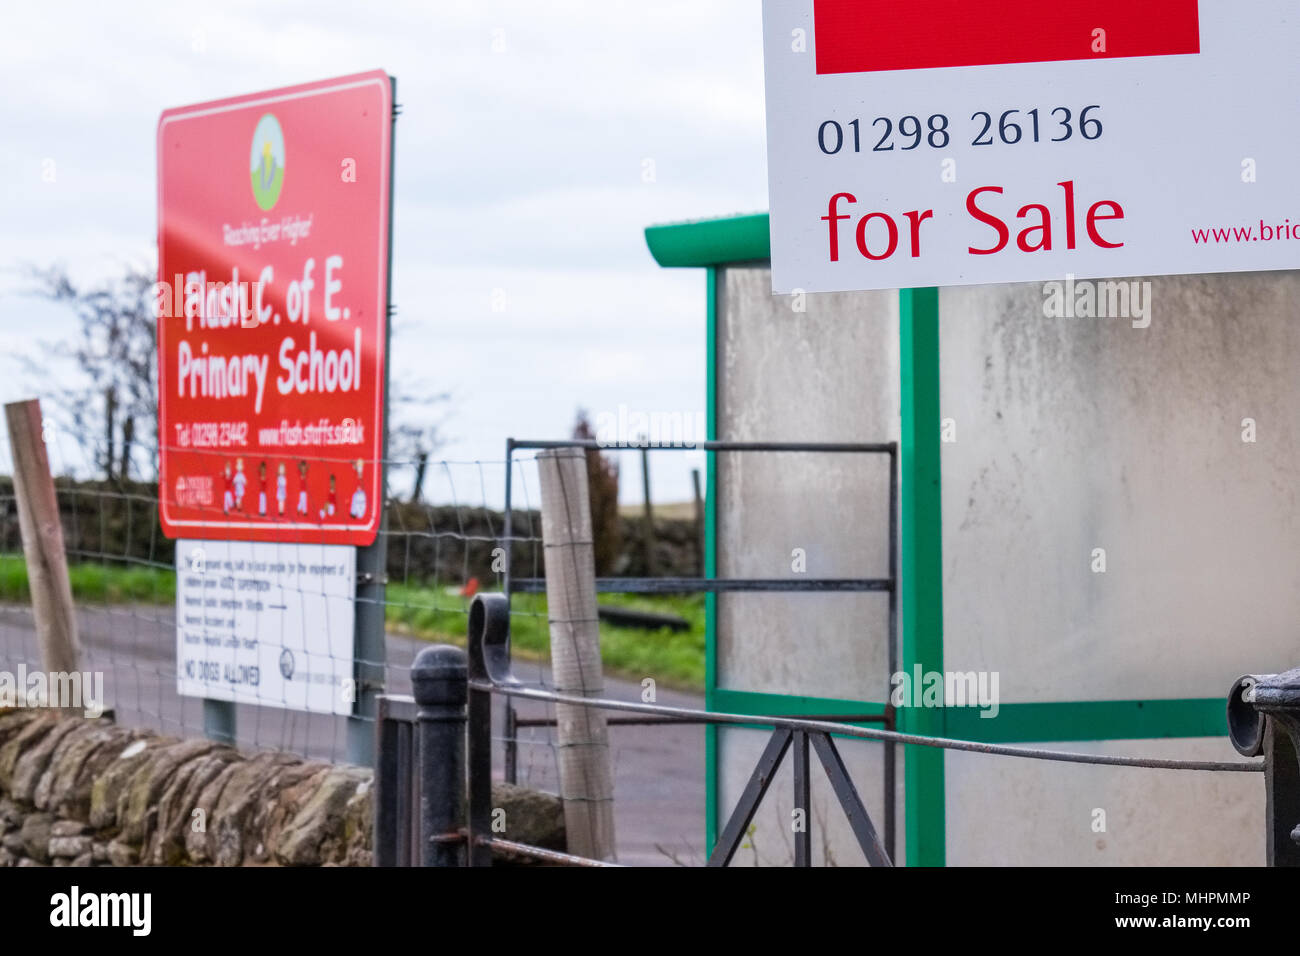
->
[0,1,769,506]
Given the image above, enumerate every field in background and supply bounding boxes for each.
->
[619,500,698,520]
[0,555,705,689]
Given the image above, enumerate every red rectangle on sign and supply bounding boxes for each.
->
[813,0,1200,74]
[157,71,393,545]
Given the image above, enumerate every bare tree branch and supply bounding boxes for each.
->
[18,261,157,481]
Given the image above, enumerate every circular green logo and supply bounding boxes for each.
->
[250,113,285,211]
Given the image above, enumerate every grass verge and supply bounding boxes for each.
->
[0,555,705,690]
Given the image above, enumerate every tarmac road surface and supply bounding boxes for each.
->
[0,602,706,866]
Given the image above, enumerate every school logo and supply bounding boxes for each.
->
[279,648,295,680]
[250,113,286,211]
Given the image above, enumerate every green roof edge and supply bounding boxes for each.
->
[644,212,771,268]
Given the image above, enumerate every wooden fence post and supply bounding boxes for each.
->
[536,447,617,861]
[4,399,81,678]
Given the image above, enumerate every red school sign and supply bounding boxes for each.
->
[156,71,393,545]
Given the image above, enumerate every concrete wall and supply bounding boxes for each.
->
[938,274,1299,864]
[944,738,1259,865]
[713,265,901,865]
[713,265,1293,865]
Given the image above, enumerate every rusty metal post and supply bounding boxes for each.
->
[466,594,513,867]
[1228,668,1300,866]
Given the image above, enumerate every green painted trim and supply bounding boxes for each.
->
[704,266,719,854]
[713,687,888,719]
[943,697,1230,743]
[645,213,771,268]
[714,690,1225,742]
[899,287,945,867]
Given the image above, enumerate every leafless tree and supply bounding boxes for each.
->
[388,378,451,502]
[20,262,157,482]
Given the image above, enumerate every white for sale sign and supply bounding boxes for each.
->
[176,539,356,715]
[763,0,1300,293]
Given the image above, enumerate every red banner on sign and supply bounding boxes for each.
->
[813,0,1200,75]
[157,71,392,545]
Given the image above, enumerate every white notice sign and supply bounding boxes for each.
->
[176,539,356,715]
[763,0,1300,292]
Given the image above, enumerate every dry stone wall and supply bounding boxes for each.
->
[0,708,563,866]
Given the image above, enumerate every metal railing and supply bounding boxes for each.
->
[501,436,899,854]
[373,592,1293,867]
[1227,671,1300,865]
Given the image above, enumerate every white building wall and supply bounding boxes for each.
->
[713,264,1297,865]
[938,274,1300,864]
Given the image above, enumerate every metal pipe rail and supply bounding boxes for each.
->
[509,439,896,453]
[473,678,1262,774]
[508,577,890,593]
[475,836,621,867]
[510,713,888,728]
[375,595,1296,868]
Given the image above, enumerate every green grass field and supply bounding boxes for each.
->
[0,555,177,604]
[0,555,705,690]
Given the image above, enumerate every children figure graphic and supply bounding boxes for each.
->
[276,462,287,516]
[257,461,268,516]
[320,474,337,519]
[232,458,247,512]
[349,459,367,520]
[296,461,309,516]
[222,462,234,515]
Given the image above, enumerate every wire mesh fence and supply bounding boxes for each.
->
[0,427,534,759]
[0,418,743,858]
[0,426,712,863]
